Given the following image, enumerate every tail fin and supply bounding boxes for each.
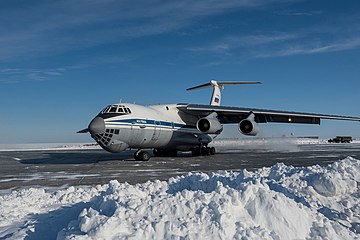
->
[187,80,262,106]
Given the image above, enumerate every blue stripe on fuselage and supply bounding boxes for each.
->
[107,118,196,129]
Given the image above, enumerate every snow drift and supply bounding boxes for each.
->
[1,157,359,240]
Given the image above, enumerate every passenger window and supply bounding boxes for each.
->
[127,108,131,113]
[118,108,123,113]
[109,107,117,112]
[124,108,129,113]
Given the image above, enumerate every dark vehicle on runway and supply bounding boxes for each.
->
[328,136,352,143]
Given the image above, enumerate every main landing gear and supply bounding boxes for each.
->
[134,146,216,161]
[153,149,178,157]
[191,146,216,156]
[134,150,151,161]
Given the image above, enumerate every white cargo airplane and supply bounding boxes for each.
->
[78,80,360,161]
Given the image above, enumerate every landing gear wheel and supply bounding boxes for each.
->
[191,147,201,157]
[191,146,216,157]
[201,147,210,156]
[169,150,178,157]
[153,149,177,157]
[134,150,151,161]
[210,147,216,155]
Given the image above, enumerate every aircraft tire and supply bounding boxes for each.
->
[153,149,159,157]
[140,151,151,161]
[170,150,178,157]
[210,147,216,155]
[134,150,151,161]
[201,147,210,156]
[154,149,177,157]
[191,148,201,156]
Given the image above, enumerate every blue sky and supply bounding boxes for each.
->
[0,0,359,143]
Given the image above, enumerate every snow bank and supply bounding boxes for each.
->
[0,143,100,151]
[1,157,359,240]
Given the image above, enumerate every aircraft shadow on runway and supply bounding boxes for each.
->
[18,150,136,164]
[16,149,299,165]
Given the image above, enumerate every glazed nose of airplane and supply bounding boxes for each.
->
[88,117,105,135]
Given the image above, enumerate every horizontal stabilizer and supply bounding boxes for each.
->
[186,83,212,91]
[187,80,263,106]
[217,81,262,85]
[187,81,262,91]
[77,128,89,133]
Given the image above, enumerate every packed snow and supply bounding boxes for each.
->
[1,138,359,152]
[1,157,359,239]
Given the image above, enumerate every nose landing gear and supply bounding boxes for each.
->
[134,150,151,161]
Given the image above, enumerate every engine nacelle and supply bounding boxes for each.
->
[197,115,223,134]
[239,116,260,136]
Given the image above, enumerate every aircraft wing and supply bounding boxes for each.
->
[177,104,360,124]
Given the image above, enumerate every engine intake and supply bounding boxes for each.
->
[239,114,259,136]
[196,113,223,134]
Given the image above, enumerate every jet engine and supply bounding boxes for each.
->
[196,113,223,134]
[239,113,259,136]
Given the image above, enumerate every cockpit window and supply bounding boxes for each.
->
[101,106,110,114]
[100,104,132,115]
[109,107,117,113]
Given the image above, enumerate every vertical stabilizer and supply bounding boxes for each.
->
[210,80,222,106]
[186,80,262,106]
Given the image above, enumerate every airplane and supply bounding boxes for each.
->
[78,80,360,161]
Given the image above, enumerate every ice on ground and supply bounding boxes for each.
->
[1,157,359,240]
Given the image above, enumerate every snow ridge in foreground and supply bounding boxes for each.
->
[1,157,359,240]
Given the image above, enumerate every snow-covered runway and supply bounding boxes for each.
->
[0,139,360,239]
[1,139,360,190]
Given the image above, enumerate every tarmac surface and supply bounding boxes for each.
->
[1,143,359,190]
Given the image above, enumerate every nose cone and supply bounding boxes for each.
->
[88,117,105,135]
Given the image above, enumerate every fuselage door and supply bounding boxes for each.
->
[130,122,143,146]
[151,121,161,141]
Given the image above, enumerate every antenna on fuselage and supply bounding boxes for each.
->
[186,80,262,106]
